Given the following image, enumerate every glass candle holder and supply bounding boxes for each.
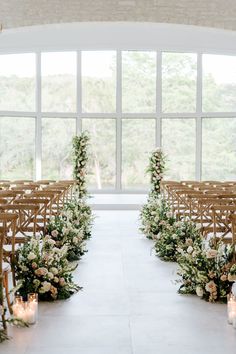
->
[12,295,24,320]
[27,293,38,323]
[227,293,236,325]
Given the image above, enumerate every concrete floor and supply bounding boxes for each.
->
[2,211,236,354]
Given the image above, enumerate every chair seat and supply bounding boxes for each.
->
[3,243,20,253]
[3,262,10,272]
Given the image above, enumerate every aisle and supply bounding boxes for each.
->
[3,211,236,354]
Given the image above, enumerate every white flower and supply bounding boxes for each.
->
[28,252,37,261]
[51,230,59,237]
[196,286,204,297]
[196,223,202,230]
[47,272,54,280]
[41,281,52,293]
[50,267,58,275]
[73,236,78,244]
[187,246,193,254]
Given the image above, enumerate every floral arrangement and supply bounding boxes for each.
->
[63,199,93,240]
[46,198,93,261]
[72,131,90,198]
[140,197,175,239]
[177,238,236,302]
[16,236,81,301]
[154,220,202,262]
[147,148,166,199]
[46,216,87,262]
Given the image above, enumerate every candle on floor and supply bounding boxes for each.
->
[12,295,25,321]
[24,302,36,325]
[27,293,38,323]
[227,294,236,325]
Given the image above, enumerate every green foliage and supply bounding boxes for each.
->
[177,240,235,302]
[154,220,201,262]
[140,197,175,239]
[16,236,81,301]
[72,132,90,198]
[147,148,166,198]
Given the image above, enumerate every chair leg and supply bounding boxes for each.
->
[3,271,12,315]
[0,278,7,331]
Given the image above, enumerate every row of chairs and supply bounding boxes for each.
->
[161,180,236,245]
[0,179,76,331]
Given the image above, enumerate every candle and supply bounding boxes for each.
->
[27,293,38,323]
[12,294,38,325]
[24,302,36,325]
[227,294,236,325]
[12,295,25,321]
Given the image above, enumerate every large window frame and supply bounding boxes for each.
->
[1,47,236,192]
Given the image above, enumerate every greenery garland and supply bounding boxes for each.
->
[147,148,166,199]
[72,131,90,198]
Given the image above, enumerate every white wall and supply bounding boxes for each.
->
[0,23,236,54]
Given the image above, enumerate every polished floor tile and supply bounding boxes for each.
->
[2,210,236,354]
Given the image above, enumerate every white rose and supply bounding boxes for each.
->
[51,230,59,237]
[47,272,54,280]
[42,281,51,293]
[50,267,58,275]
[28,252,37,261]
[196,286,204,297]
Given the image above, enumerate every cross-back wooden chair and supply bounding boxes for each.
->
[0,203,40,242]
[28,190,61,217]
[211,204,236,245]
[0,190,25,204]
[14,197,51,233]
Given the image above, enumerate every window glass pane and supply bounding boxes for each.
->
[42,118,76,179]
[0,53,35,111]
[41,52,76,112]
[202,118,236,180]
[122,51,156,113]
[82,51,116,113]
[82,119,116,189]
[162,52,197,113]
[0,117,35,179]
[122,119,156,189]
[203,54,236,112]
[162,119,195,180]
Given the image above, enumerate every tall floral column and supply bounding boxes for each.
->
[147,148,165,199]
[72,132,90,199]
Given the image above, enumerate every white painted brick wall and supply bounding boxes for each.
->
[1,0,236,31]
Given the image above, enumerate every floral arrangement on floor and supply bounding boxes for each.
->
[140,196,175,240]
[177,238,236,303]
[46,215,87,262]
[154,220,202,262]
[16,236,81,301]
[147,148,166,199]
[72,131,90,198]
[46,197,94,261]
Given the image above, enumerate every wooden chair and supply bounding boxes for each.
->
[0,213,18,319]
